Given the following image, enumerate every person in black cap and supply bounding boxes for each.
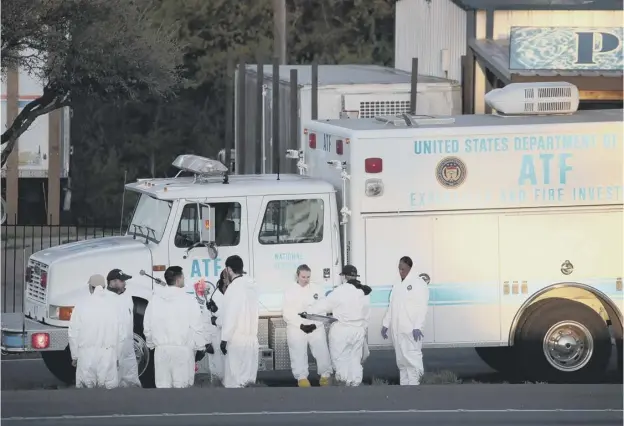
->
[143,265,206,388]
[106,268,141,388]
[306,264,371,386]
[219,255,260,388]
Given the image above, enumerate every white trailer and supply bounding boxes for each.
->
[235,64,461,174]
[2,83,621,385]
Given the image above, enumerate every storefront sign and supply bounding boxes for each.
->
[509,26,623,71]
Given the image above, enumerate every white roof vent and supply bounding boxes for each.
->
[485,82,579,116]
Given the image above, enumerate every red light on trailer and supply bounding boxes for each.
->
[336,140,344,155]
[32,333,50,349]
[309,133,317,149]
[365,158,383,173]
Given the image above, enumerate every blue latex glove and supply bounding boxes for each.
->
[412,329,424,341]
[381,326,389,340]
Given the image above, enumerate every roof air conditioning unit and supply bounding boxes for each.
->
[485,82,579,116]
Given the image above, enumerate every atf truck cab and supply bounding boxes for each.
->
[4,154,342,386]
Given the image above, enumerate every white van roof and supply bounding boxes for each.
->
[126,173,335,201]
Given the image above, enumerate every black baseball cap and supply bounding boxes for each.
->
[107,269,132,282]
[340,265,359,277]
[225,255,246,274]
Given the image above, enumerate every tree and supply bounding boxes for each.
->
[0,0,183,166]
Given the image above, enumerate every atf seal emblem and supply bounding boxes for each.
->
[436,157,467,188]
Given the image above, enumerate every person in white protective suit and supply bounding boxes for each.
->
[106,269,142,387]
[68,274,124,389]
[143,266,206,388]
[203,269,229,383]
[306,264,371,386]
[220,255,259,388]
[381,256,430,386]
[282,264,333,387]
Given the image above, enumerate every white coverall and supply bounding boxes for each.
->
[116,292,141,387]
[204,289,225,381]
[282,282,333,380]
[309,283,370,386]
[220,276,259,388]
[382,272,430,385]
[68,287,124,389]
[143,286,206,388]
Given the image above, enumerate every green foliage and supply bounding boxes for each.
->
[69,0,396,222]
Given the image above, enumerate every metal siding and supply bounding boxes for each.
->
[395,0,467,82]
[493,10,624,39]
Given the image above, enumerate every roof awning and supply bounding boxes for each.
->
[469,38,623,98]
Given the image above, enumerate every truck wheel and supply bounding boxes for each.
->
[474,347,517,376]
[41,347,76,385]
[134,314,155,388]
[516,298,611,383]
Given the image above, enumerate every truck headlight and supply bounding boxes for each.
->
[49,305,74,321]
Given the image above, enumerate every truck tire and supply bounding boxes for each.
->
[41,347,76,385]
[474,347,517,376]
[515,298,611,383]
[133,313,156,388]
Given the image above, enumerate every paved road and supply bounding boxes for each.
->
[2,384,622,425]
[2,347,621,390]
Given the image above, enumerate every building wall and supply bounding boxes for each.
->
[473,10,624,113]
[395,0,466,82]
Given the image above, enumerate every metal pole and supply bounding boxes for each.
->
[255,58,264,174]
[289,69,298,166]
[225,58,234,173]
[272,0,287,64]
[237,61,246,174]
[311,61,318,120]
[272,57,280,179]
[411,57,419,115]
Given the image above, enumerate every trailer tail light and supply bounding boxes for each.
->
[364,158,383,173]
[25,267,32,283]
[32,333,50,349]
[365,179,384,197]
[40,271,48,289]
[309,133,317,149]
[336,140,344,155]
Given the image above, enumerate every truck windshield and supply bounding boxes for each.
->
[127,194,172,243]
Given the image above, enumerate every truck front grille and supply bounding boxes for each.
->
[26,260,48,304]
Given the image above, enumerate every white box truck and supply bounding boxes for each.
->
[234,64,461,175]
[2,83,621,386]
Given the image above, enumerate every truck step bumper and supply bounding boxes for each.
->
[1,313,69,353]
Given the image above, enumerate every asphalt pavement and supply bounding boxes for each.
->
[2,384,622,425]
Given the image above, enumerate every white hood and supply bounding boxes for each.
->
[31,236,153,308]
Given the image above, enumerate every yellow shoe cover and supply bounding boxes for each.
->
[298,378,311,387]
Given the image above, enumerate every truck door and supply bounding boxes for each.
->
[168,198,249,299]
[252,193,333,313]
[364,215,435,347]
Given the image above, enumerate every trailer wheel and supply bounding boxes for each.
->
[134,313,155,388]
[41,347,76,385]
[516,298,611,382]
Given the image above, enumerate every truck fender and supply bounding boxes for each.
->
[508,281,623,346]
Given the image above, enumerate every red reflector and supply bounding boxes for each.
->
[365,158,383,173]
[336,140,344,155]
[32,333,50,349]
[40,272,47,289]
[309,133,317,149]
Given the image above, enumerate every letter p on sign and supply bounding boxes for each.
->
[575,31,621,65]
